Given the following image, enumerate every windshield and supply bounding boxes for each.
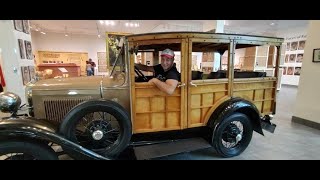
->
[110,38,126,77]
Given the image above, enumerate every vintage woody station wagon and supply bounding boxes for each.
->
[25,32,283,158]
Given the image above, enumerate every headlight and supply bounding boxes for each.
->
[0,92,21,113]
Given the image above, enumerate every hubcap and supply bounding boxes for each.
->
[92,130,104,140]
[221,121,243,148]
[236,134,242,143]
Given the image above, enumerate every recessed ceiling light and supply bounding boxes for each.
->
[270,22,275,26]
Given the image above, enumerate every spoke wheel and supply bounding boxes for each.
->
[75,112,121,153]
[60,100,132,159]
[212,113,253,158]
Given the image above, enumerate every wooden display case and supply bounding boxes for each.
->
[37,63,80,78]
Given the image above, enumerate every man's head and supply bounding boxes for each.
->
[89,58,92,62]
[160,48,175,71]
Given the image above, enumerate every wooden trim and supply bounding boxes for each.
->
[130,39,182,46]
[186,38,193,128]
[233,87,275,92]
[180,38,188,129]
[192,79,228,84]
[228,40,235,97]
[134,126,182,134]
[190,38,230,44]
[203,96,231,124]
[135,95,181,98]
[272,45,281,112]
[190,90,228,95]
[127,33,284,43]
[191,104,216,109]
[129,42,137,132]
[261,89,266,113]
[233,77,277,82]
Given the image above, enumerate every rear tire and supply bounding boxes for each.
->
[0,140,58,160]
[212,113,253,158]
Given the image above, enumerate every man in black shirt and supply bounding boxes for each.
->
[134,48,180,95]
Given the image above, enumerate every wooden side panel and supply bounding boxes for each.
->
[188,82,228,127]
[134,84,182,133]
[233,78,277,115]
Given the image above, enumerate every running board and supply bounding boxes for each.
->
[132,137,211,160]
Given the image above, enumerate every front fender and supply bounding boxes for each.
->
[207,97,264,136]
[0,117,109,160]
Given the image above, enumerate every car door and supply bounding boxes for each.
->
[130,38,188,133]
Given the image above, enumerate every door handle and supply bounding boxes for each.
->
[190,82,197,87]
[178,83,186,88]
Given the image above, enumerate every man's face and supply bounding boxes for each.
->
[161,56,174,71]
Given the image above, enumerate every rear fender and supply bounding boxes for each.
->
[207,97,264,136]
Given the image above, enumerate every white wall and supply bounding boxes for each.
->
[0,20,35,105]
[293,20,320,123]
[31,32,106,74]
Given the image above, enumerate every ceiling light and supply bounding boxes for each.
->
[65,34,68,37]
[100,20,104,24]
[125,23,129,27]
[110,21,115,26]
[35,28,39,31]
[270,22,275,26]
[98,34,101,38]
[40,32,46,34]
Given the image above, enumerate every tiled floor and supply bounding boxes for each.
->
[154,85,320,160]
[1,85,319,160]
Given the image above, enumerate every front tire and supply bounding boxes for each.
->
[212,113,253,158]
[59,100,132,159]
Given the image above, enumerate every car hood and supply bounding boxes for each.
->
[31,76,105,90]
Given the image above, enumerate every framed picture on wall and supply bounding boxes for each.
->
[290,42,298,51]
[28,66,35,80]
[21,66,30,85]
[289,54,296,63]
[18,39,25,59]
[106,32,131,67]
[313,48,320,62]
[282,67,287,75]
[24,40,33,60]
[13,20,23,32]
[298,40,305,50]
[294,67,301,76]
[22,20,30,34]
[286,42,290,51]
[296,54,303,63]
[287,67,294,75]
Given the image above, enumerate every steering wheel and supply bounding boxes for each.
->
[134,65,148,82]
